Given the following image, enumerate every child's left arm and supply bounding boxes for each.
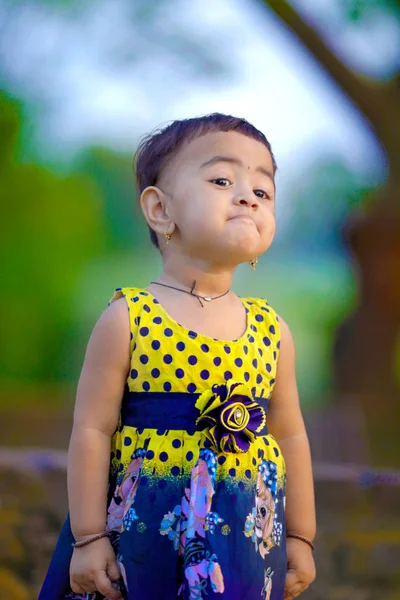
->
[267,314,317,599]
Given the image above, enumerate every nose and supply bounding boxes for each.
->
[233,191,259,210]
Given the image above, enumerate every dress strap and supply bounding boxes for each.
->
[107,286,144,358]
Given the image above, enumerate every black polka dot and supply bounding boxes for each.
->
[273,351,277,360]
[244,372,250,382]
[263,437,270,446]
[116,449,121,460]
[144,304,151,312]
[176,342,185,352]
[140,326,149,337]
[133,343,137,351]
[218,455,226,465]
[186,451,193,461]
[229,468,236,477]
[188,355,197,365]
[187,383,197,393]
[263,337,271,347]
[248,335,255,343]
[159,452,168,462]
[124,436,132,446]
[258,348,263,357]
[171,466,180,476]
[140,354,149,364]
[224,345,231,354]
[252,358,258,368]
[163,382,172,392]
[255,314,264,322]
[172,439,181,448]
[153,316,162,324]
[266,363,272,373]
[146,450,154,460]
[213,357,222,366]
[164,328,173,337]
[270,378,276,385]
[277,340,281,349]
[256,374,263,384]
[176,368,185,379]
[200,370,210,380]
[153,298,159,304]
[188,330,197,339]
[235,358,243,367]
[201,344,209,353]
[252,457,257,466]
[243,345,249,355]
[273,447,280,457]
[235,457,240,466]
[139,292,148,296]
[152,340,160,350]
[134,316,140,326]
[251,386,256,396]
[131,369,138,379]
[142,381,150,391]
[250,324,257,332]
[131,296,139,303]
[130,332,133,340]
[151,368,160,378]
[269,325,276,335]
[245,469,252,479]
[163,354,173,364]
[224,371,232,381]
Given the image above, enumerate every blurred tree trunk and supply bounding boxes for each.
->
[263,0,400,466]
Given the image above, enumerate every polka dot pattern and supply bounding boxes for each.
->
[107,287,281,400]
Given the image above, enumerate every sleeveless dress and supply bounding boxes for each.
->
[39,287,287,600]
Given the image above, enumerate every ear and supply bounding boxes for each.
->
[140,186,175,237]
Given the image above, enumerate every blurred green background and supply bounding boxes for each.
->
[1,0,400,598]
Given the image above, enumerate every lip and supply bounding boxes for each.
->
[230,215,254,224]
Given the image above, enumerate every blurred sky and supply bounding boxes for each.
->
[2,0,398,207]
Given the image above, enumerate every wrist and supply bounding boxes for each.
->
[72,530,108,542]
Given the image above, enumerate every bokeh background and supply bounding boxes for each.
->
[1,0,400,598]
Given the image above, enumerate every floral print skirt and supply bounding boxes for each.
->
[39,386,287,600]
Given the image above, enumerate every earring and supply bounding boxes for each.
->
[165,232,172,245]
[248,258,258,271]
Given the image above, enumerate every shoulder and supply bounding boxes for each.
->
[243,295,281,341]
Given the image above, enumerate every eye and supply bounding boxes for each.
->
[211,178,231,187]
[254,189,270,200]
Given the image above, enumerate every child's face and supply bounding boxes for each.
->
[157,130,276,266]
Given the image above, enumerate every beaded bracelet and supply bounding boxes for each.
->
[71,531,110,548]
[286,531,315,551]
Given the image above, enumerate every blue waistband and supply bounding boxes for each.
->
[120,389,269,434]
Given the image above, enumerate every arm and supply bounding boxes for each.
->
[68,297,131,539]
[267,315,316,542]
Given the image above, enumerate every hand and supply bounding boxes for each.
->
[284,537,316,599]
[70,535,123,600]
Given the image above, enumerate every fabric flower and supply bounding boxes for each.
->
[195,382,266,453]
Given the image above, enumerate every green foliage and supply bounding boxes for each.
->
[0,92,107,383]
[343,0,400,21]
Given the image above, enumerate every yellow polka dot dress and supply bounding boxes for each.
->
[39,287,287,600]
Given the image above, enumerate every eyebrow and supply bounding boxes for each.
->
[199,155,275,187]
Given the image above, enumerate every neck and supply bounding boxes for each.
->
[157,256,234,297]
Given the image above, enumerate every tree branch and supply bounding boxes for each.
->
[261,0,398,147]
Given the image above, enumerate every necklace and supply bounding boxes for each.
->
[149,280,230,308]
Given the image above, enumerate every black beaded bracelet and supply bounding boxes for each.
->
[286,531,315,551]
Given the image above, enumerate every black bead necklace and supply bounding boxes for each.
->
[149,280,230,308]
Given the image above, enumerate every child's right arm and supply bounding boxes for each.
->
[67,297,131,599]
